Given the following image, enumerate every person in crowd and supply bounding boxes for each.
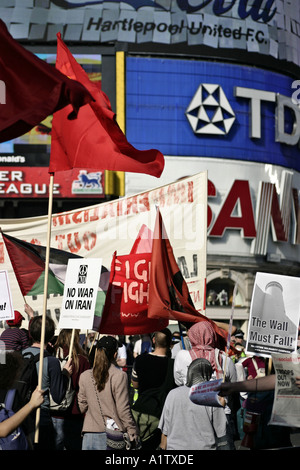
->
[171,325,191,358]
[116,336,127,369]
[131,328,176,450]
[22,315,72,450]
[159,358,229,450]
[0,350,44,445]
[51,329,90,450]
[133,334,153,357]
[171,321,236,359]
[241,355,266,380]
[0,303,34,351]
[218,373,300,449]
[231,329,246,347]
[77,335,139,450]
[125,335,135,367]
[173,320,238,449]
[170,331,181,349]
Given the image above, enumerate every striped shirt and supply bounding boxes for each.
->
[0,327,30,351]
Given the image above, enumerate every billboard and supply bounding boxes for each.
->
[2,1,300,69]
[126,156,300,261]
[125,57,300,171]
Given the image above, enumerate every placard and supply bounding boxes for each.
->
[0,270,14,321]
[270,353,300,428]
[246,273,300,357]
[59,258,102,330]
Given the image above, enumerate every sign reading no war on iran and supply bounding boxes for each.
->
[59,258,102,330]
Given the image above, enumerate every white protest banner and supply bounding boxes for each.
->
[269,353,300,428]
[246,272,300,357]
[59,258,102,330]
[189,379,224,407]
[0,270,14,321]
[0,172,207,329]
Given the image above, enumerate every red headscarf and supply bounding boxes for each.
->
[188,321,224,376]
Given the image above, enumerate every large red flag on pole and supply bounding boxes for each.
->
[49,33,164,177]
[0,20,92,143]
[148,208,227,348]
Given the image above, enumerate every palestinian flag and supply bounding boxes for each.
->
[1,232,109,324]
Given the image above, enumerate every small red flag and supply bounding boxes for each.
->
[49,33,165,177]
[0,20,92,143]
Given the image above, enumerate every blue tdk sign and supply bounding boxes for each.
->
[126,58,299,172]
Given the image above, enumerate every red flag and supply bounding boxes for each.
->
[0,20,92,143]
[49,34,164,177]
[148,209,227,347]
[99,251,168,335]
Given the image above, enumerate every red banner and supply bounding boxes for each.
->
[99,251,168,335]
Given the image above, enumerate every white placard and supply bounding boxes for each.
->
[246,272,300,357]
[0,270,14,321]
[270,353,300,428]
[59,258,102,330]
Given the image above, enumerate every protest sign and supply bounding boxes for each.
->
[246,273,300,357]
[100,251,168,334]
[59,258,102,330]
[0,270,14,321]
[269,353,300,427]
[189,379,224,407]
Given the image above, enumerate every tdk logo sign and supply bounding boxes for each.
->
[186,84,235,135]
[186,84,300,146]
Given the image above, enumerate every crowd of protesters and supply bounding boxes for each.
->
[0,305,300,451]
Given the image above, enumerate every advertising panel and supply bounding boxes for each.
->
[0,166,105,199]
[126,156,300,260]
[125,57,300,171]
[1,1,300,69]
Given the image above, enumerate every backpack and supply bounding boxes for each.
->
[16,352,42,405]
[49,353,75,412]
[0,389,28,450]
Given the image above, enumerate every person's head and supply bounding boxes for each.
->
[171,331,181,347]
[6,310,24,328]
[54,329,87,371]
[186,358,213,387]
[0,351,24,390]
[29,315,55,344]
[153,328,172,350]
[234,329,244,344]
[93,335,119,391]
[188,321,218,349]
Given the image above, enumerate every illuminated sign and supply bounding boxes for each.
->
[126,58,300,172]
[186,84,300,146]
[1,0,298,69]
[0,168,105,198]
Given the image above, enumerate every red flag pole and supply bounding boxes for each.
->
[34,172,55,445]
